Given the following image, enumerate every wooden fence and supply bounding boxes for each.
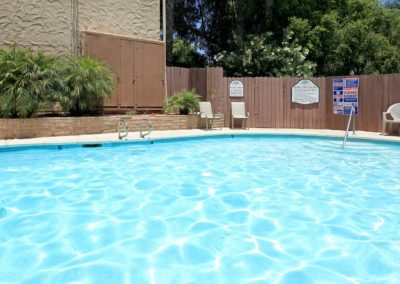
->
[167,67,400,133]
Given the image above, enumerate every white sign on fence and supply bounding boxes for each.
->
[230,80,244,97]
[291,79,320,105]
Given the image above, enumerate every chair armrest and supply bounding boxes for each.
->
[383,112,393,122]
[199,112,207,119]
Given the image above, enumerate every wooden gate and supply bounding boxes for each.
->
[85,31,165,112]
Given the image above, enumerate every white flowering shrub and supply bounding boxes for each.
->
[213,30,316,77]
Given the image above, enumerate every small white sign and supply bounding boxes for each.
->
[230,80,244,97]
[291,79,320,105]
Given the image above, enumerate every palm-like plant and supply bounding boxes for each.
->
[164,89,200,114]
[57,56,116,115]
[0,45,60,118]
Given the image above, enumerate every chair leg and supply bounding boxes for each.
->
[231,117,234,129]
[389,122,392,134]
[382,120,386,134]
[205,118,208,129]
[209,117,214,129]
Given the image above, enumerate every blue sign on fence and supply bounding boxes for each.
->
[333,78,359,115]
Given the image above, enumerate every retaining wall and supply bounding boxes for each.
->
[0,114,225,140]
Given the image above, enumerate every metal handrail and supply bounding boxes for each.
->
[140,119,152,138]
[343,106,355,147]
[118,119,129,139]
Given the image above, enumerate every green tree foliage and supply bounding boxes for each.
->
[213,31,316,77]
[172,38,206,67]
[173,0,270,61]
[171,0,400,77]
[385,0,400,9]
[0,45,60,118]
[268,0,400,76]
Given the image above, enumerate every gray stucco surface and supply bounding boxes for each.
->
[0,0,160,55]
[0,0,70,54]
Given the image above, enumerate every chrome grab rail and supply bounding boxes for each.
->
[343,106,355,147]
[118,119,129,139]
[140,119,152,138]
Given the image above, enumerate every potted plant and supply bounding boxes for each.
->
[164,89,200,114]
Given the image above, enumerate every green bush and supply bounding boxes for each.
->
[125,110,137,115]
[0,45,60,118]
[164,89,200,114]
[56,55,116,116]
[0,45,116,118]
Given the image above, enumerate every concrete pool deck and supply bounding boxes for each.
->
[1,128,400,146]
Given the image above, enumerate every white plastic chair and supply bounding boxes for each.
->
[382,103,400,134]
[199,102,222,129]
[231,102,249,129]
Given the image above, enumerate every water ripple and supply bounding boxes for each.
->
[1,137,400,283]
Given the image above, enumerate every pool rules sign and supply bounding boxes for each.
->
[291,79,319,104]
[333,78,359,115]
[229,80,244,97]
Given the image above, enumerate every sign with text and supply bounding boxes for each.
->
[291,79,320,104]
[333,78,359,115]
[229,80,244,97]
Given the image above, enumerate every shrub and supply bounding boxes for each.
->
[125,110,137,115]
[0,45,116,118]
[0,45,60,118]
[164,89,200,114]
[56,56,116,115]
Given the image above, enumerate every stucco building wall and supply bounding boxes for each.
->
[0,0,160,55]
[79,0,160,41]
[0,0,70,54]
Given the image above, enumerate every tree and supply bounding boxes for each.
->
[166,0,176,66]
[283,0,400,75]
[172,38,206,67]
[385,0,400,9]
[213,30,316,77]
[170,0,400,77]
[173,0,271,62]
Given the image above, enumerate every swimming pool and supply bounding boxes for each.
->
[1,135,400,283]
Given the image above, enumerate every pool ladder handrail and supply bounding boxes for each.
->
[118,119,129,139]
[140,119,152,138]
[343,106,356,147]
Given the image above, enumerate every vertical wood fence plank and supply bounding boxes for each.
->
[166,67,400,132]
[264,78,270,127]
[318,77,324,129]
[278,78,285,128]
[290,77,300,129]
[248,78,254,128]
[253,78,259,127]
[264,78,269,127]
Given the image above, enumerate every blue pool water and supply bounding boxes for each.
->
[1,135,400,283]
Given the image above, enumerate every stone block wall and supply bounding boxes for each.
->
[0,114,225,139]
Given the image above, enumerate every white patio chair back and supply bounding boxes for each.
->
[388,103,400,120]
[198,102,222,130]
[199,102,213,118]
[382,103,400,134]
[231,102,249,129]
[231,102,246,117]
